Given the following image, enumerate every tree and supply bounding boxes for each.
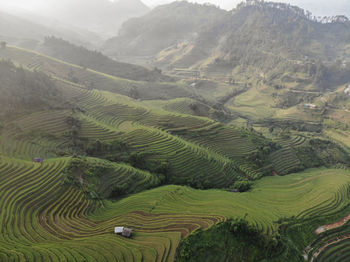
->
[1,41,7,49]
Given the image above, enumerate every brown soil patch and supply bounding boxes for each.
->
[315,213,350,235]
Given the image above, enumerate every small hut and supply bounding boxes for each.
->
[33,158,44,164]
[114,227,133,238]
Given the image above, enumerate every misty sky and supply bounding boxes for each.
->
[144,0,350,16]
[0,0,349,17]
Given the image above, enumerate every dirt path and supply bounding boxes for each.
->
[315,213,350,234]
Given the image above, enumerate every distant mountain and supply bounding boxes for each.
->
[103,1,227,57]
[0,11,100,49]
[41,0,150,38]
[103,1,350,90]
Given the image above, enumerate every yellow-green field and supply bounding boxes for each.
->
[1,45,350,262]
[1,155,349,262]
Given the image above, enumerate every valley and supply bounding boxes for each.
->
[1,1,350,261]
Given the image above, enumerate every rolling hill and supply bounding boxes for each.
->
[1,8,350,259]
[104,1,350,91]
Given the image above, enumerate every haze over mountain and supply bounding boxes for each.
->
[0,11,100,49]
[104,1,350,93]
[143,0,350,17]
[0,0,150,39]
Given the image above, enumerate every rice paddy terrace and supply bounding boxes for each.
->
[1,46,350,261]
[1,157,350,261]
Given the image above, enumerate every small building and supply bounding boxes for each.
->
[33,158,44,164]
[304,103,317,109]
[344,86,350,95]
[114,227,133,238]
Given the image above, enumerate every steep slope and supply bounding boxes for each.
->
[103,1,227,57]
[104,1,350,91]
[38,37,172,82]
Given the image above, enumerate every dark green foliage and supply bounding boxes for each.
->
[86,139,130,162]
[293,138,350,170]
[260,119,323,133]
[0,59,64,118]
[176,219,302,262]
[309,139,350,167]
[276,92,318,108]
[295,145,323,169]
[246,141,280,168]
[63,157,162,199]
[85,139,171,182]
[231,181,253,192]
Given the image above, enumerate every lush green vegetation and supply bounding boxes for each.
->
[176,219,300,262]
[1,18,350,260]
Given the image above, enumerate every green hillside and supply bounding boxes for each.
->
[0,41,350,262]
[102,0,350,130]
[1,156,350,261]
[40,37,172,82]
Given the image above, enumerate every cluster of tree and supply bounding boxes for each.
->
[275,92,318,108]
[64,116,83,147]
[62,157,163,200]
[84,139,171,183]
[176,218,302,262]
[230,181,253,192]
[0,60,63,118]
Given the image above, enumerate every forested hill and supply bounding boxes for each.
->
[39,37,172,82]
[103,1,227,57]
[103,1,350,90]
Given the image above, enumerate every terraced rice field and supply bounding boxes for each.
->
[2,45,350,261]
[0,46,191,101]
[1,157,349,262]
[269,146,301,175]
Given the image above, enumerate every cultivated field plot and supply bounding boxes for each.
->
[1,156,348,262]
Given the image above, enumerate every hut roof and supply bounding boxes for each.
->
[122,228,133,238]
[114,227,124,234]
